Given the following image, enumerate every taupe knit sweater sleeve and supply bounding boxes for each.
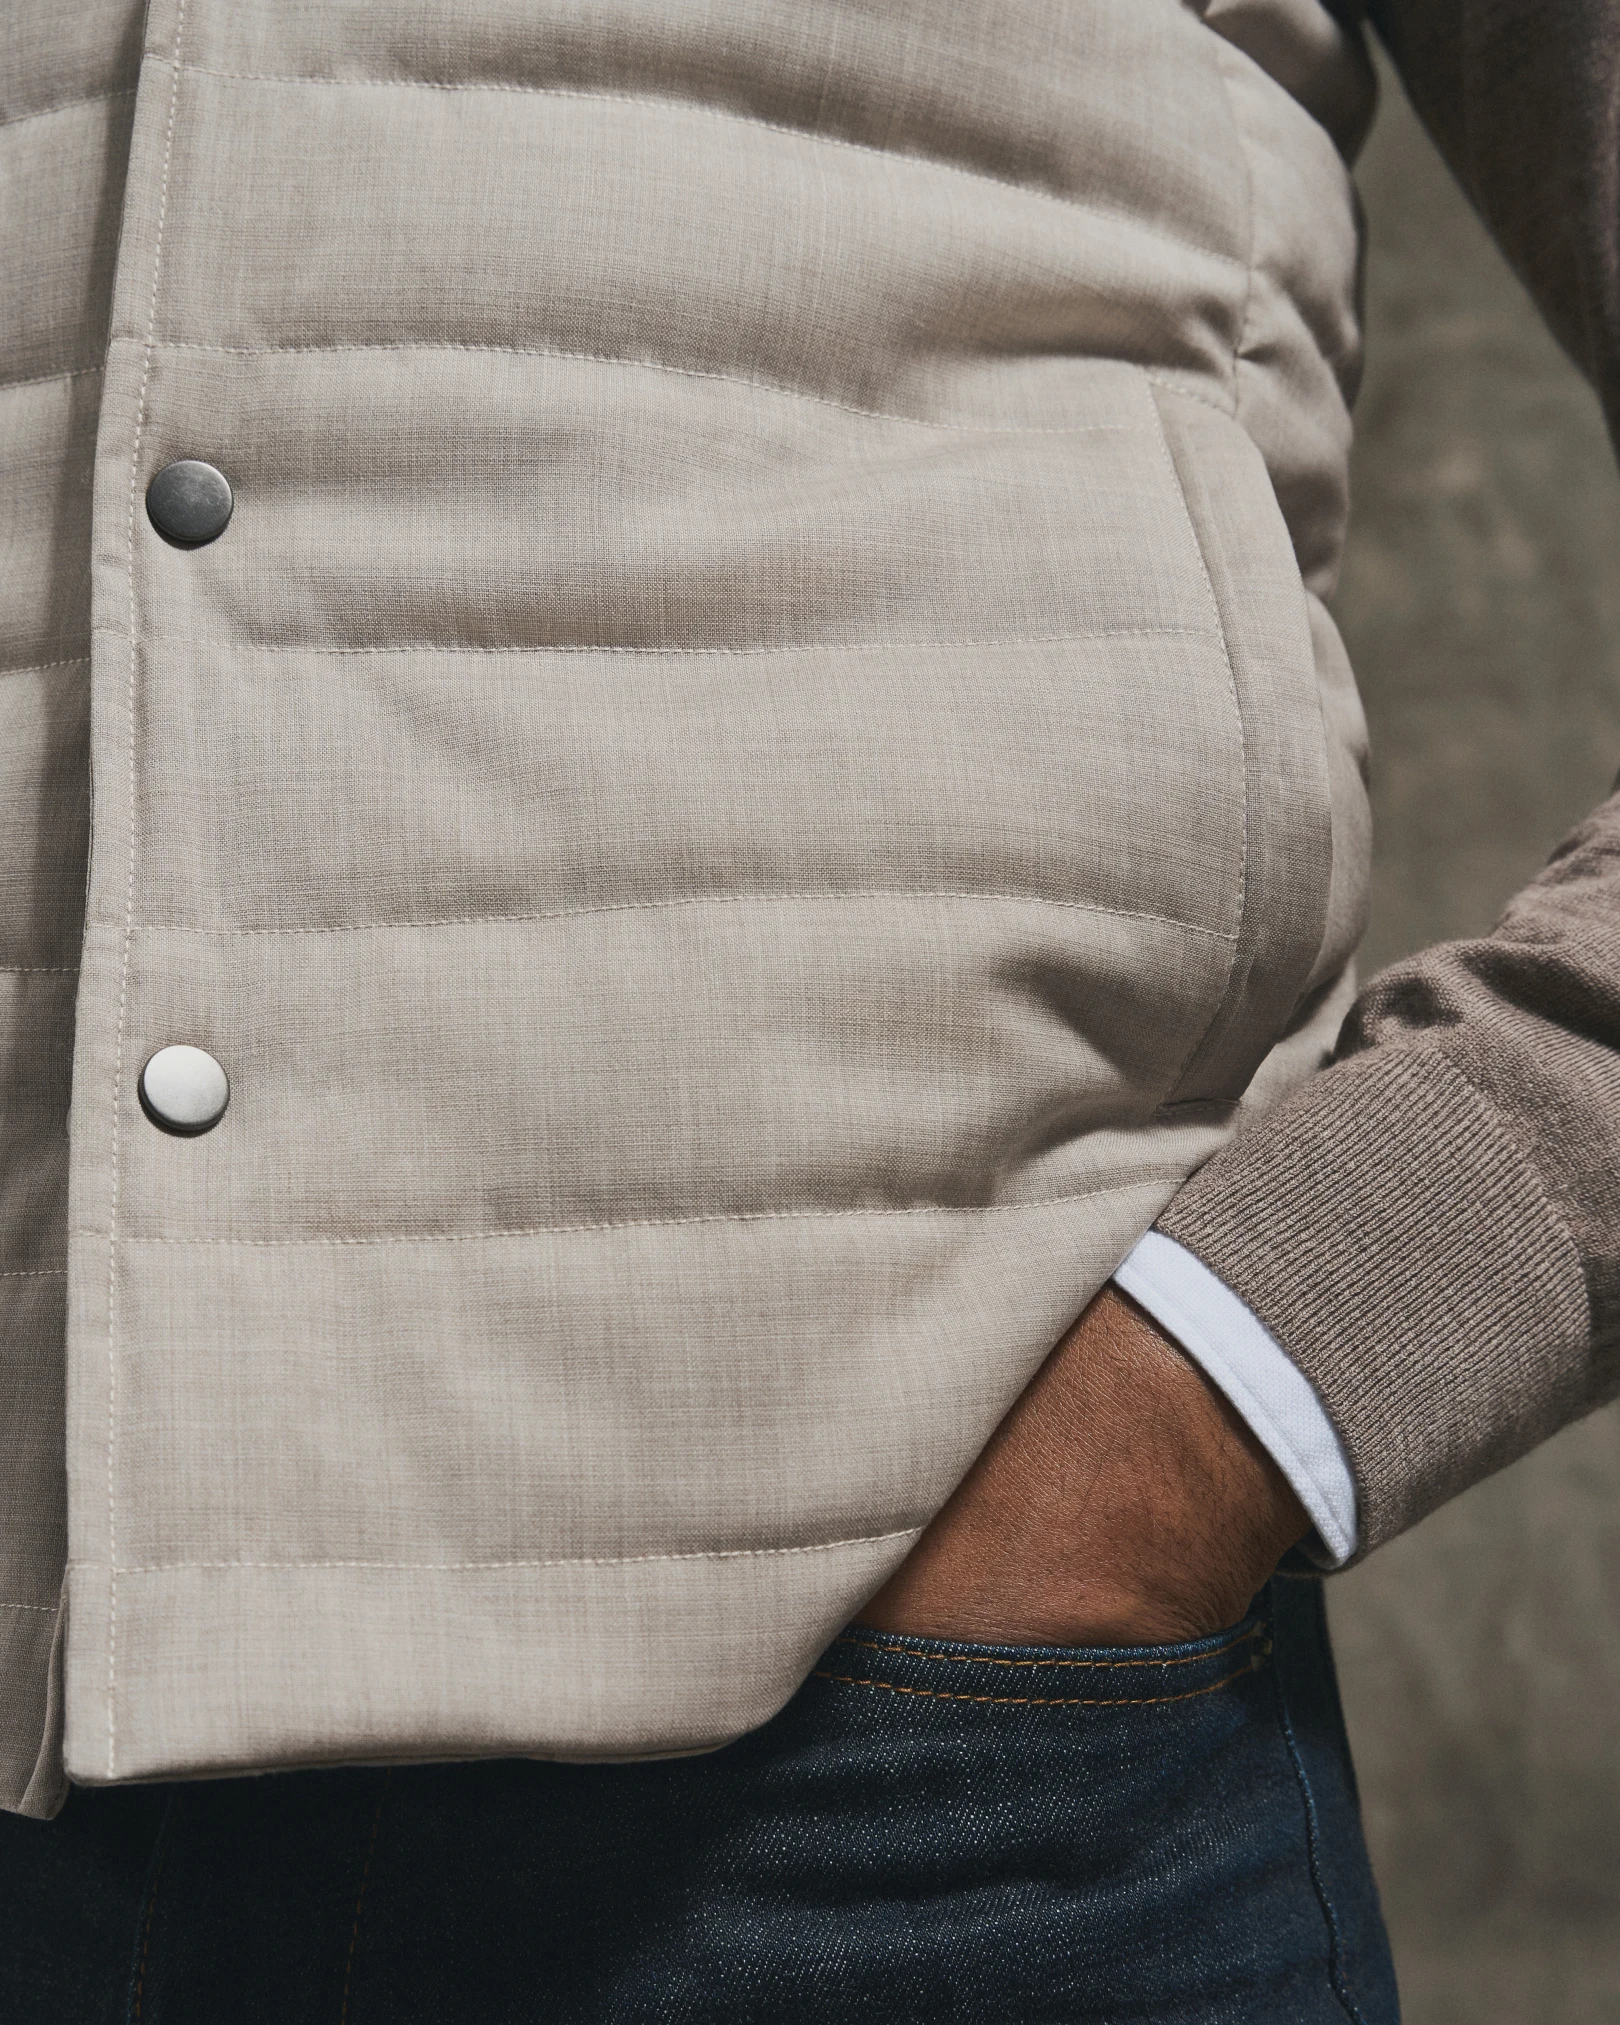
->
[1157,0,1620,1551]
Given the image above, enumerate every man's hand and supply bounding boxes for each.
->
[861,1285,1310,1648]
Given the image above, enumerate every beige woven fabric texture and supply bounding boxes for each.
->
[0,0,144,1819]
[2,0,1371,1811]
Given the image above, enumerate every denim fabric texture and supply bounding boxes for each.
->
[0,1575,1396,2022]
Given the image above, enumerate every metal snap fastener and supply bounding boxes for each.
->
[138,1045,231,1136]
[145,460,234,547]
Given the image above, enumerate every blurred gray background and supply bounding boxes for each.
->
[1327,53,1620,2025]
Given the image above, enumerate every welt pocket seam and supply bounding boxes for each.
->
[833,1622,1268,1672]
[811,1651,1268,1710]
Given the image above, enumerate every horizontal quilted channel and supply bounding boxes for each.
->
[28,0,1372,1792]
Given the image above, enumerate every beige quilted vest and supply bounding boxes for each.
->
[1,0,1373,1813]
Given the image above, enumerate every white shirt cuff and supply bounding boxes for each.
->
[1112,1230,1358,1566]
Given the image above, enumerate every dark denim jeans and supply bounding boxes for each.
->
[0,1574,1397,2022]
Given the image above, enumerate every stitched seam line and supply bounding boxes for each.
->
[1142,371,1234,421]
[166,60,1248,276]
[340,1774,389,2025]
[127,1791,175,2025]
[1273,1648,1369,2022]
[1143,383,1249,1095]
[79,1174,1186,1250]
[0,364,105,395]
[131,889,1237,943]
[0,656,90,677]
[834,1624,1266,1671]
[151,339,1152,436]
[1210,37,1259,415]
[83,1528,923,1577]
[811,1657,1263,1708]
[170,627,1219,658]
[0,1266,67,1277]
[106,0,188,1785]
[0,965,77,974]
[0,1600,58,1613]
[0,86,135,133]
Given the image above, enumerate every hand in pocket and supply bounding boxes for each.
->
[862,1286,1310,1649]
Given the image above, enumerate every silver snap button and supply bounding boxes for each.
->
[138,1045,230,1136]
[146,460,234,547]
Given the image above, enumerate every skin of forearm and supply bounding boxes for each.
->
[862,1286,1310,1648]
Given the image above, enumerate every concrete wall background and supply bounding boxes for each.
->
[1326,54,1620,2025]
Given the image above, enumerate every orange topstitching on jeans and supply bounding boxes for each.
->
[810,1654,1267,1709]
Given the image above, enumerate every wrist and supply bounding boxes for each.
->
[863,1286,1309,1648]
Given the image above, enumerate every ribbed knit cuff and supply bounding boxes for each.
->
[1156,1048,1591,1552]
